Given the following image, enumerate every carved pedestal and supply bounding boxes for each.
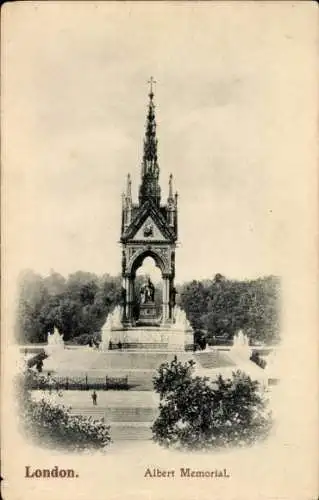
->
[138,301,158,326]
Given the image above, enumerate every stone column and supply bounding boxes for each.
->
[122,277,127,323]
[126,276,135,324]
[131,277,136,322]
[122,275,133,325]
[162,276,170,324]
[168,278,174,320]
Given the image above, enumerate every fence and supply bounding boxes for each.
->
[30,374,129,391]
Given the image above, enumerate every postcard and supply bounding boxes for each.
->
[1,2,318,500]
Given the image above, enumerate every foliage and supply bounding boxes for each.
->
[16,269,280,346]
[18,370,111,451]
[152,359,272,451]
[194,330,207,350]
[250,350,267,369]
[26,350,48,371]
[180,274,280,345]
[68,333,95,345]
[16,270,122,344]
[153,356,196,399]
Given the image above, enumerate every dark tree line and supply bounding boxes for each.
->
[15,270,122,343]
[179,274,280,345]
[16,270,280,345]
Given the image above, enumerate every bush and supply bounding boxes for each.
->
[68,332,101,347]
[69,333,93,345]
[17,370,111,451]
[194,330,207,350]
[27,350,48,371]
[250,350,267,369]
[152,358,272,451]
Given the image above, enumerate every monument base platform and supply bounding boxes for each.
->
[138,302,158,323]
[101,326,193,351]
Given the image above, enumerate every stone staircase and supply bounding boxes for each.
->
[42,348,241,441]
[90,351,194,370]
[44,349,195,372]
[194,350,235,369]
[70,406,157,422]
[110,422,152,440]
[69,401,157,440]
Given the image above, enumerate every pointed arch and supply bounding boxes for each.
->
[128,248,169,276]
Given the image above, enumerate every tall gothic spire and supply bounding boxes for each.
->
[139,77,161,206]
[143,80,158,167]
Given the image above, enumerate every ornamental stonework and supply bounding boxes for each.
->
[118,84,179,325]
[129,247,137,259]
[153,247,169,261]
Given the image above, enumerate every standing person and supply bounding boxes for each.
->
[91,390,97,406]
[118,341,122,350]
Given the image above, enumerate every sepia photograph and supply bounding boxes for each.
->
[1,2,318,500]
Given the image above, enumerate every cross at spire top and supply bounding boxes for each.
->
[148,76,156,98]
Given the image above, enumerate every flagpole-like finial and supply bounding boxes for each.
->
[147,76,156,98]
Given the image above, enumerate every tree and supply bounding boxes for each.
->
[43,271,66,296]
[152,359,272,450]
[179,280,208,330]
[16,269,280,345]
[213,273,226,283]
[250,350,267,369]
[15,270,49,343]
[16,270,122,344]
[179,275,280,345]
[194,330,207,350]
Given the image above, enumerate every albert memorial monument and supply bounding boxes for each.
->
[100,81,193,351]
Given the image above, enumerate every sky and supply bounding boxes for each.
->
[2,2,317,284]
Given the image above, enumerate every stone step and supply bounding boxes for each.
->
[68,409,153,440]
[45,349,238,374]
[109,422,152,441]
[90,352,194,370]
[69,406,158,422]
[194,351,235,369]
[44,350,195,372]
[69,408,106,419]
